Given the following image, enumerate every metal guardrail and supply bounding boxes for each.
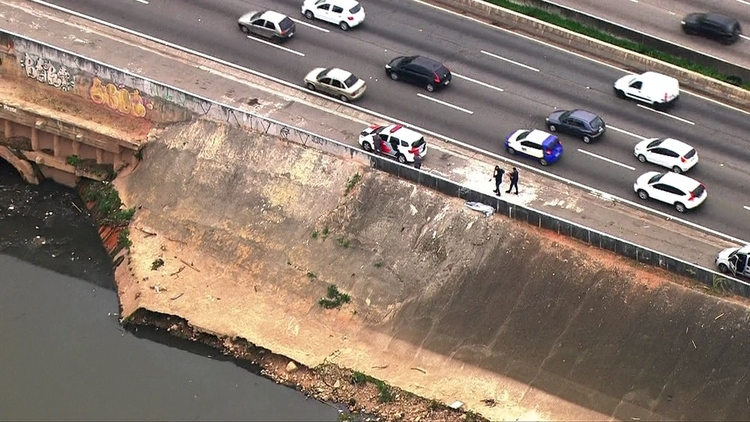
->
[3,30,748,297]
[514,0,750,85]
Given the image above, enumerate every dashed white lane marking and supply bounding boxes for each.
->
[291,18,329,32]
[480,50,540,72]
[247,36,305,56]
[636,104,695,125]
[134,0,148,4]
[741,34,750,41]
[607,125,647,140]
[578,149,636,170]
[416,93,474,114]
[744,205,750,211]
[736,0,750,6]
[452,73,504,92]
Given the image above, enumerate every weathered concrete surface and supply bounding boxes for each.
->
[115,118,750,421]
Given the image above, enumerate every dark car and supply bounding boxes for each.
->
[384,55,451,92]
[682,12,741,45]
[545,109,605,144]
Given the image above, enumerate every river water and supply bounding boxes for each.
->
[0,160,338,421]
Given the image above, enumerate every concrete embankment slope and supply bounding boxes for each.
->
[116,118,750,421]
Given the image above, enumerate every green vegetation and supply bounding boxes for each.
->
[311,230,319,239]
[336,236,350,248]
[344,172,362,196]
[350,371,394,403]
[66,155,81,166]
[151,258,165,270]
[318,284,351,309]
[118,228,132,249]
[482,0,750,89]
[322,226,330,238]
[81,181,136,226]
[306,271,317,279]
[374,261,383,268]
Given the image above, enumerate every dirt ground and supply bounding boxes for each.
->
[108,118,750,422]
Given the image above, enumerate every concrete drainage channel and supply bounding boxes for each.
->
[11,0,750,295]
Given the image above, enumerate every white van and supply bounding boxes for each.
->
[716,244,750,278]
[614,72,680,110]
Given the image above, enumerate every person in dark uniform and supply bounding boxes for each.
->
[506,167,519,195]
[490,165,505,196]
[413,153,423,169]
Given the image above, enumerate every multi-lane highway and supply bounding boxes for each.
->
[552,0,750,69]
[34,0,750,239]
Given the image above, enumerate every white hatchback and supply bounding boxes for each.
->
[633,137,698,173]
[301,0,365,31]
[633,171,707,213]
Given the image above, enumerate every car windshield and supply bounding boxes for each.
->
[648,173,665,184]
[560,111,572,119]
[350,4,361,13]
[647,138,665,148]
[279,17,294,31]
[318,68,331,79]
[517,130,530,140]
[343,74,359,88]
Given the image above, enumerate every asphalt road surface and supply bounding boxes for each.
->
[551,0,750,70]
[36,0,750,240]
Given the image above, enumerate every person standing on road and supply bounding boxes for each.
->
[506,167,519,195]
[413,153,423,169]
[490,165,505,196]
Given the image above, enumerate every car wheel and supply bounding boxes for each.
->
[675,202,687,213]
[397,154,407,164]
[306,83,316,91]
[426,83,435,92]
[540,158,549,166]
[615,88,625,99]
[672,165,682,174]
[239,24,250,34]
[362,141,373,152]
[339,94,349,102]
[637,154,647,163]
[304,10,314,20]
[637,190,649,200]
[548,124,556,132]
[339,21,350,31]
[582,135,591,144]
[718,263,730,273]
[507,147,516,155]
[390,72,399,81]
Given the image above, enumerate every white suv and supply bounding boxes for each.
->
[358,124,426,164]
[633,137,698,173]
[301,0,365,31]
[633,171,707,213]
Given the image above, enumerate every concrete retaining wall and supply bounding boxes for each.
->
[1,31,748,296]
[432,0,750,109]
[515,0,750,85]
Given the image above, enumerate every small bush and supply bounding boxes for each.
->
[337,236,350,248]
[66,155,81,166]
[344,173,362,196]
[374,261,383,268]
[311,230,319,239]
[117,228,132,250]
[307,271,317,279]
[151,258,165,271]
[318,284,351,309]
[351,371,368,384]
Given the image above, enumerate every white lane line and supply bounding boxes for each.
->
[291,18,329,32]
[247,36,305,56]
[134,0,148,3]
[744,205,750,211]
[28,0,750,246]
[607,125,647,140]
[480,50,540,72]
[578,149,636,171]
[452,73,504,92]
[636,104,695,125]
[416,93,474,114]
[741,34,750,41]
[736,0,750,6]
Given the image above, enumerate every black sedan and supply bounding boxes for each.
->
[385,55,451,92]
[682,12,742,45]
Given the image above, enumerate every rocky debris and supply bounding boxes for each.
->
[124,309,490,422]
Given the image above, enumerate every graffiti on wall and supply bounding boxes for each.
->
[89,76,152,118]
[20,52,75,91]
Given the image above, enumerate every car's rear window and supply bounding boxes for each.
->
[590,117,604,128]
[344,74,359,87]
[543,138,560,150]
[411,137,426,148]
[692,184,706,197]
[350,4,362,14]
[279,17,295,31]
[684,149,697,159]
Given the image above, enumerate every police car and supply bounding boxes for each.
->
[504,129,563,166]
[358,124,426,164]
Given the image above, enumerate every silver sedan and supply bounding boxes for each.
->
[303,67,366,102]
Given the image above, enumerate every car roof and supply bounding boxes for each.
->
[325,68,354,81]
[412,56,443,71]
[658,138,693,154]
[570,109,599,121]
[659,172,701,189]
[321,0,360,7]
[640,71,679,85]
[525,130,556,144]
[258,10,288,23]
[704,12,738,26]
[384,124,423,141]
